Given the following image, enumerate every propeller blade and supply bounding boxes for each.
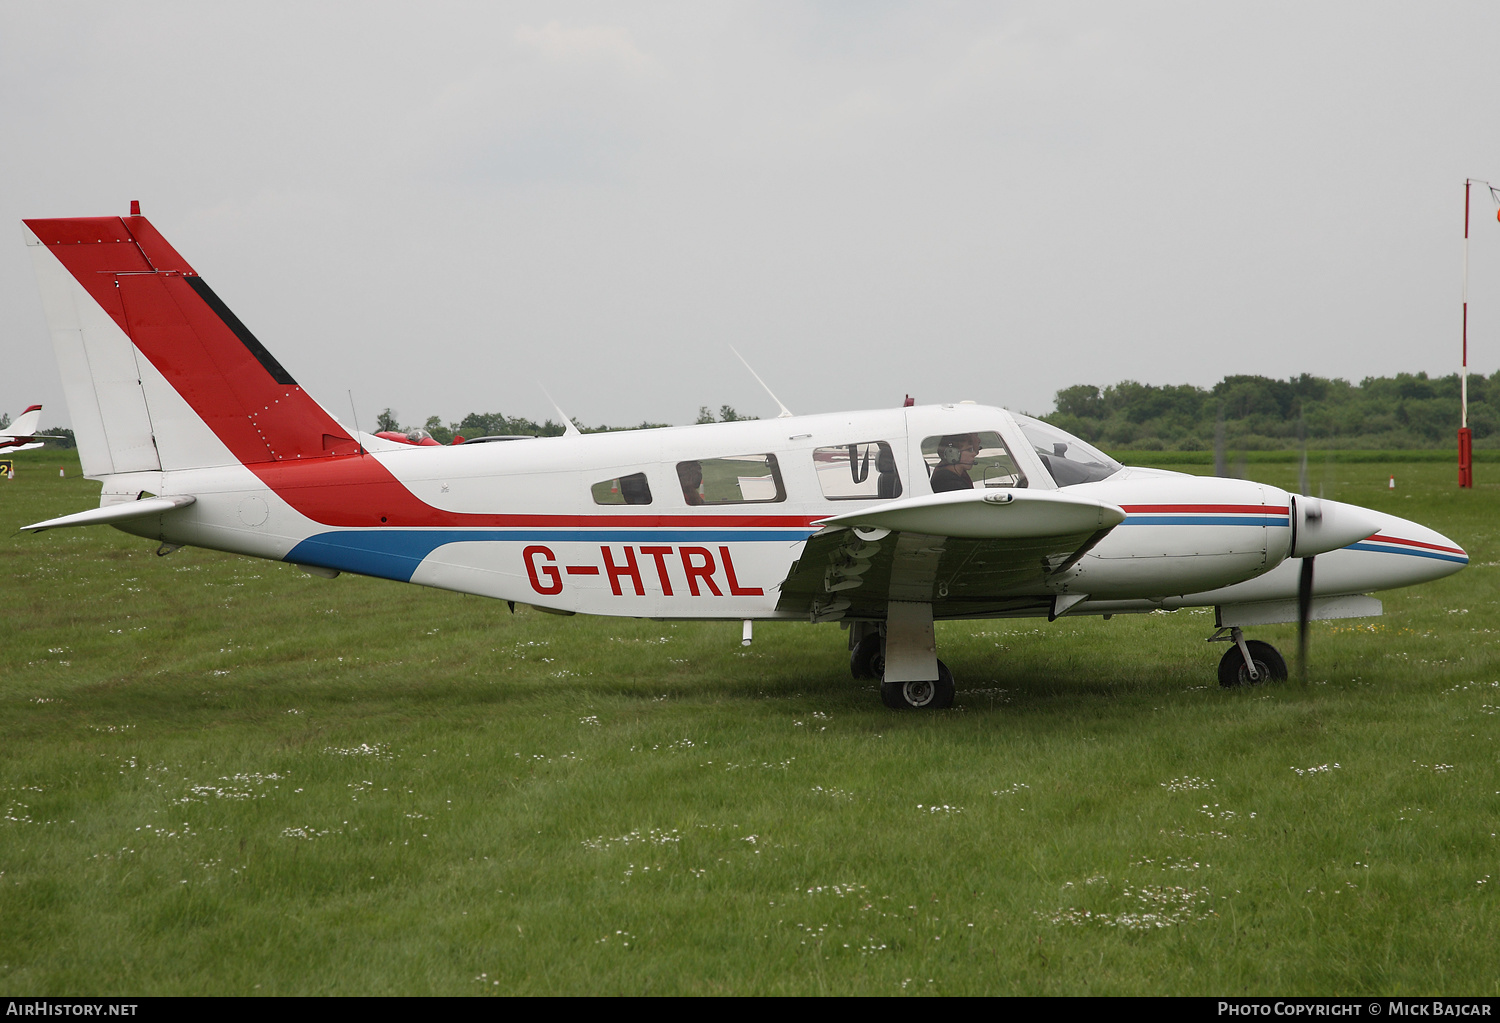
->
[1297,410,1309,497]
[1297,556,1315,682]
[1214,405,1227,478]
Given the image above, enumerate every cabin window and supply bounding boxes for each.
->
[921,431,1026,493]
[591,472,653,505]
[676,454,785,505]
[813,442,902,501]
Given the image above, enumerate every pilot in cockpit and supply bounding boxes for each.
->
[930,433,981,493]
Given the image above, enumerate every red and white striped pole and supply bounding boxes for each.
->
[1460,179,1474,488]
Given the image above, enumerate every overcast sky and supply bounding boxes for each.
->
[5,2,1500,432]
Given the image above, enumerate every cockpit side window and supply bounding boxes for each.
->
[813,442,902,500]
[591,472,653,505]
[1012,414,1122,487]
[921,431,1026,493]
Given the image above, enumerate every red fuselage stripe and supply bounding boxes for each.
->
[1364,534,1466,555]
[1120,504,1289,515]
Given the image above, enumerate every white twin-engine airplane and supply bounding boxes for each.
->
[20,208,1469,709]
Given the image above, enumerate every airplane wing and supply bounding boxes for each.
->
[775,489,1125,620]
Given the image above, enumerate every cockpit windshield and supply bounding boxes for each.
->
[1013,414,1122,487]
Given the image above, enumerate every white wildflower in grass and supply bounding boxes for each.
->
[581,827,682,851]
[578,715,600,726]
[1290,763,1341,776]
[595,930,635,947]
[1133,856,1206,872]
[1160,777,1214,792]
[723,758,794,771]
[917,803,964,815]
[511,751,580,764]
[1039,880,1215,931]
[1414,761,1454,773]
[323,742,394,760]
[1197,804,1253,820]
[176,772,286,804]
[810,785,856,800]
[992,782,1031,796]
[281,824,340,840]
[799,883,868,897]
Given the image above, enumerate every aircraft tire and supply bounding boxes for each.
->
[1217,640,1288,688]
[850,635,885,680]
[880,660,955,709]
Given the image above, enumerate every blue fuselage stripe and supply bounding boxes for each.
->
[1344,542,1469,564]
[284,529,817,583]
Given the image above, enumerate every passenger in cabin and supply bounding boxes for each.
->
[619,472,652,506]
[677,461,705,505]
[930,433,981,493]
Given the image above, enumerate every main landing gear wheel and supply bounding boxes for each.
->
[1217,640,1288,688]
[880,660,955,710]
[850,635,885,680]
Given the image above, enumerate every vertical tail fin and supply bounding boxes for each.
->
[24,211,358,477]
[8,404,43,438]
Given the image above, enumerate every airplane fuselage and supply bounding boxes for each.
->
[98,403,1463,622]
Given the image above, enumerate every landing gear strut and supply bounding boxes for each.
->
[1208,627,1288,688]
[860,603,955,710]
[848,622,884,680]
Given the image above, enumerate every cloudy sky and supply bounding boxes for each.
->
[4,2,1500,432]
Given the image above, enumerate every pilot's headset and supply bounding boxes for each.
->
[937,436,967,465]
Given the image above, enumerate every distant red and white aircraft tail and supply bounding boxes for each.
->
[23,210,359,478]
[8,404,43,438]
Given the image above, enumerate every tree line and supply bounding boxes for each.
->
[1040,371,1496,451]
[8,373,1486,453]
[374,405,756,443]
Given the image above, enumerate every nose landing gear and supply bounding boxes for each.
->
[1208,626,1288,687]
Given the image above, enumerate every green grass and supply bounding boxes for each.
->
[1,451,1496,995]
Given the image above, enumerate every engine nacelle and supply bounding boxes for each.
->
[1288,495,1384,559]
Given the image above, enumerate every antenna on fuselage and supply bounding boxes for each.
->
[728,345,794,419]
[538,384,582,437]
[347,390,365,456]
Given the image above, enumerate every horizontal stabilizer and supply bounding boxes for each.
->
[22,495,196,533]
[815,488,1126,539]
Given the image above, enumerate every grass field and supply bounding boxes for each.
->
[0,450,1495,995]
